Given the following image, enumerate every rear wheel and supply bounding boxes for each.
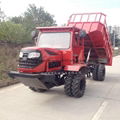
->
[93,64,105,81]
[29,87,47,92]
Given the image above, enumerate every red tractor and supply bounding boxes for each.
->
[9,13,112,98]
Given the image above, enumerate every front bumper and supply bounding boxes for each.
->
[8,71,55,89]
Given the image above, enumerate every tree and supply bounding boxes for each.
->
[10,4,56,32]
[23,4,56,31]
[10,16,24,24]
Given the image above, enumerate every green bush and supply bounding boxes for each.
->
[0,21,31,44]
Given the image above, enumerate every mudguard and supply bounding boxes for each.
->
[64,64,86,71]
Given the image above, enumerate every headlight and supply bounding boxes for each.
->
[19,52,23,58]
[28,52,40,59]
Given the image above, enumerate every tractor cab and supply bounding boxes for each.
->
[35,26,86,65]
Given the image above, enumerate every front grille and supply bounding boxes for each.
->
[19,52,42,68]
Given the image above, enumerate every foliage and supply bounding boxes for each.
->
[10,16,24,24]
[23,4,56,31]
[0,21,30,44]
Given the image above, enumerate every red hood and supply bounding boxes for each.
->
[22,46,62,54]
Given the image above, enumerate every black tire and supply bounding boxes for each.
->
[97,64,105,81]
[72,75,86,98]
[64,76,73,97]
[93,64,98,80]
[93,64,105,81]
[29,87,47,92]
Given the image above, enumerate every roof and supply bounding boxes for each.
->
[36,26,79,32]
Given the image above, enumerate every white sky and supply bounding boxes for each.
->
[1,0,120,26]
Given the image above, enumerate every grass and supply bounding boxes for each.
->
[0,44,22,87]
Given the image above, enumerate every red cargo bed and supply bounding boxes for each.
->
[67,13,112,65]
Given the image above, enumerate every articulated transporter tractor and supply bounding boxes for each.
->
[9,13,112,98]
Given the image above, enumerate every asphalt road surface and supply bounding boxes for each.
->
[0,56,120,120]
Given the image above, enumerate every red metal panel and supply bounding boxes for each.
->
[64,64,86,71]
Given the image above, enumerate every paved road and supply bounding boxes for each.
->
[0,56,120,120]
